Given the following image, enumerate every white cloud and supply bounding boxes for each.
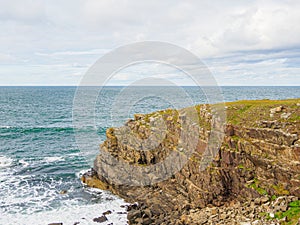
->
[206,53,300,85]
[0,0,44,22]
[35,49,110,57]
[0,53,15,62]
[0,0,299,85]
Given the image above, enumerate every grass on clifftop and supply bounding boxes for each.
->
[129,98,300,139]
[139,98,300,130]
[225,98,300,126]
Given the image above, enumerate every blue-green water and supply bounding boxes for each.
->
[0,86,299,225]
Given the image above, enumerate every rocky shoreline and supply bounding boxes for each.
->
[125,195,299,225]
[82,99,300,224]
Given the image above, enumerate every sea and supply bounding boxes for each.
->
[0,86,299,225]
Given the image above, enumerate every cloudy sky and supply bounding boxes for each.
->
[0,0,300,86]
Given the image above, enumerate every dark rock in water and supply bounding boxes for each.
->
[93,215,108,223]
[103,210,112,215]
[126,203,138,211]
[59,190,67,194]
[81,168,109,190]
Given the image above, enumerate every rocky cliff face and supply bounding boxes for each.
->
[82,99,300,225]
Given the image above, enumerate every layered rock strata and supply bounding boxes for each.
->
[82,99,300,224]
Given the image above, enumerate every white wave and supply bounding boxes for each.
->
[0,199,128,225]
[19,159,29,167]
[68,152,82,156]
[43,156,65,163]
[75,169,89,178]
[0,125,11,128]
[0,155,13,168]
[0,169,129,225]
[0,156,128,225]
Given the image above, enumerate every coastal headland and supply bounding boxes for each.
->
[82,99,300,225]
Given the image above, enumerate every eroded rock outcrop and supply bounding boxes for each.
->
[82,99,300,224]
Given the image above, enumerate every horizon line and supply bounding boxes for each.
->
[0,85,299,87]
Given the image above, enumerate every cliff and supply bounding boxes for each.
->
[82,99,300,225]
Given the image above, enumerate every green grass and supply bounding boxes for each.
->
[132,99,300,132]
[271,195,277,201]
[247,178,268,195]
[289,115,300,122]
[272,184,290,195]
[225,98,300,126]
[274,200,300,225]
[238,104,252,113]
[237,164,244,169]
[231,135,240,141]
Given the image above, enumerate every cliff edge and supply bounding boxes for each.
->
[82,99,300,225]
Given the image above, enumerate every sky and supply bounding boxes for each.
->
[0,0,300,86]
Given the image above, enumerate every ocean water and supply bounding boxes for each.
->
[0,86,299,225]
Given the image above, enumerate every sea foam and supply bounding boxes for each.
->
[0,155,13,168]
[43,156,65,163]
[0,201,128,225]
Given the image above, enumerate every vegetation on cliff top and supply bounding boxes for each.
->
[137,98,300,129]
[225,98,300,128]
